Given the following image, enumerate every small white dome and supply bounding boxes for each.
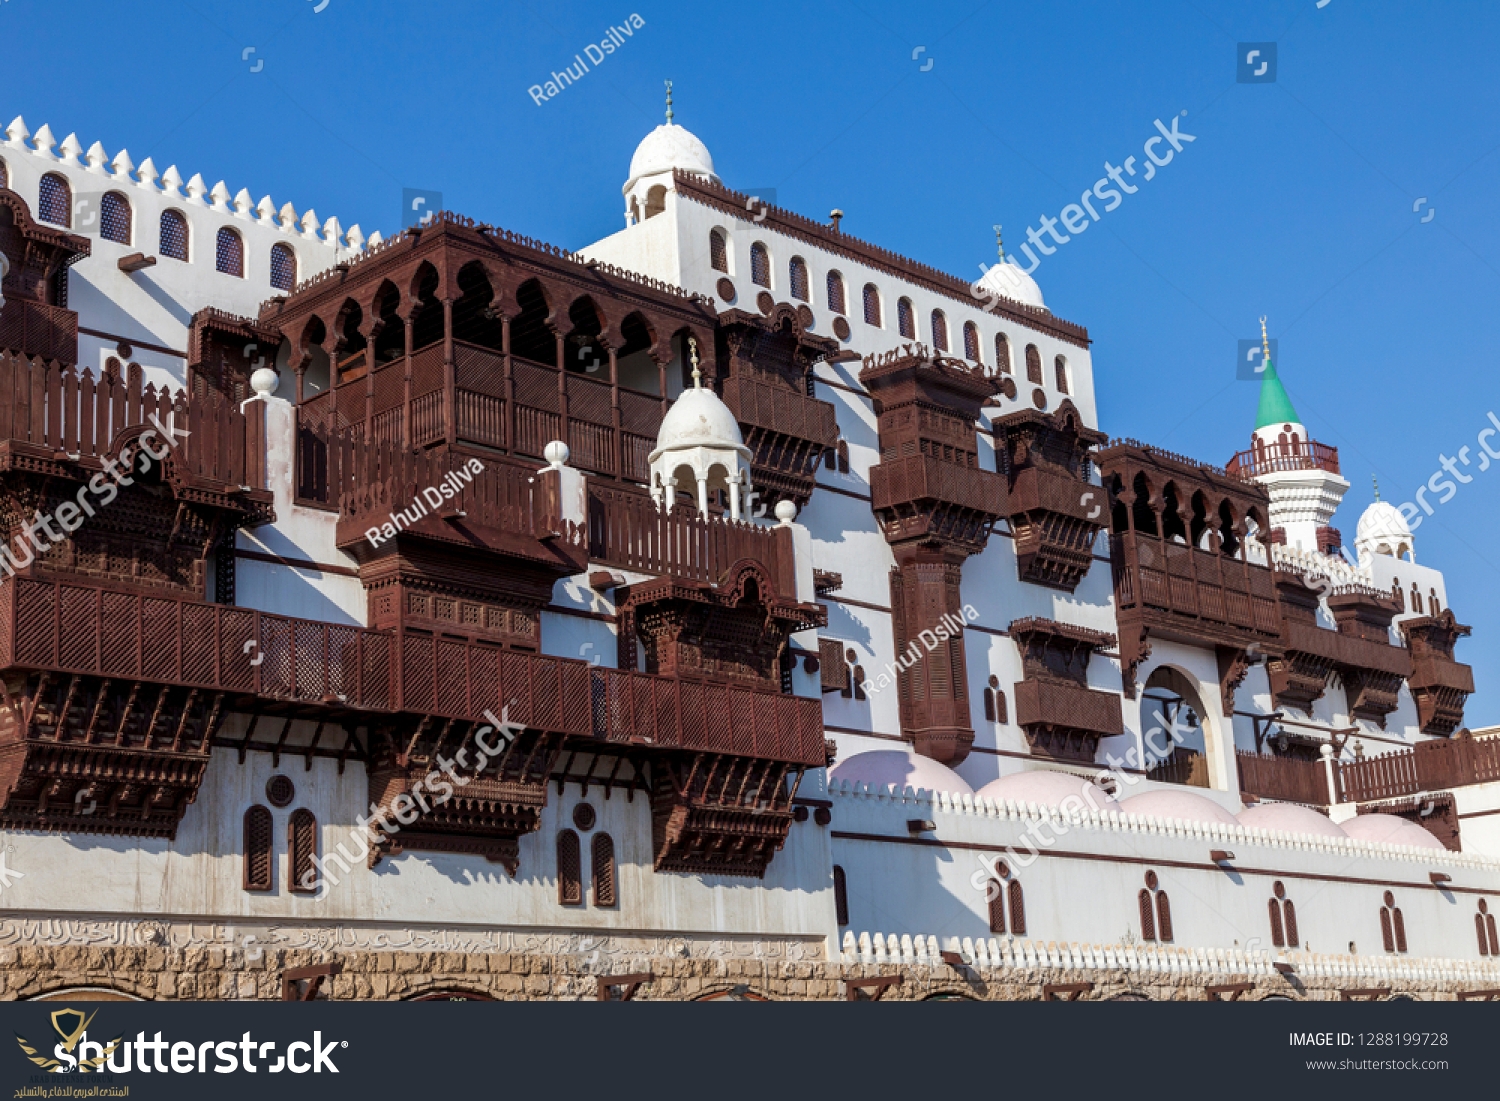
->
[1340,813,1445,850]
[831,749,974,797]
[625,123,717,195]
[1237,802,1347,839]
[975,770,1120,814]
[1356,501,1410,545]
[977,259,1046,311]
[649,386,749,462]
[1119,789,1240,827]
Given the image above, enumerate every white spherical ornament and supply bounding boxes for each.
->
[774,500,798,525]
[543,440,571,468]
[250,366,279,397]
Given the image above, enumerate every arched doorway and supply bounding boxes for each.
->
[1140,665,1214,789]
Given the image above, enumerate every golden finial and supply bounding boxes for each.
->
[688,335,701,388]
[1259,315,1270,362]
[665,80,674,123]
[993,224,1004,261]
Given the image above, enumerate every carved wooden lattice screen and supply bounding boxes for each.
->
[557,830,582,906]
[288,809,317,893]
[592,833,616,908]
[243,805,273,892]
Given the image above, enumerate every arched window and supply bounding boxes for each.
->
[1411,585,1423,614]
[750,242,770,287]
[644,185,667,219]
[826,271,846,315]
[1140,870,1170,941]
[288,808,317,893]
[1138,888,1156,941]
[1478,900,1498,957]
[852,665,867,701]
[100,192,131,244]
[833,865,849,926]
[837,439,849,473]
[987,879,1007,934]
[1392,580,1405,611]
[38,173,70,227]
[242,805,273,892]
[557,830,582,905]
[591,833,617,907]
[963,321,980,362]
[1054,355,1069,394]
[983,675,1007,723]
[862,284,881,327]
[1381,891,1407,953]
[784,256,808,302]
[710,229,728,273]
[1025,344,1042,384]
[216,227,244,277]
[896,297,915,339]
[160,209,189,260]
[930,310,948,352]
[269,243,297,291]
[1269,882,1298,948]
[1156,890,1173,942]
[1430,588,1440,614]
[994,332,1012,374]
[1007,879,1026,935]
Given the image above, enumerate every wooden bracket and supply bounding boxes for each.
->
[1340,987,1391,1002]
[1206,982,1256,1002]
[1042,982,1093,1001]
[596,972,654,1002]
[844,974,902,1001]
[281,962,341,1002]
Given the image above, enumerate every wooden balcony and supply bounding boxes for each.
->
[1237,750,1330,805]
[1226,439,1341,480]
[870,454,1007,553]
[1013,677,1123,763]
[1401,612,1474,736]
[1109,531,1281,648]
[720,375,838,450]
[0,299,77,365]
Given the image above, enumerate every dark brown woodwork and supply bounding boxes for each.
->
[592,832,617,906]
[288,807,317,892]
[991,402,1107,592]
[716,305,840,509]
[1235,750,1330,805]
[862,346,1005,766]
[1337,729,1500,803]
[243,804,273,890]
[650,751,801,878]
[0,188,88,365]
[1400,611,1474,736]
[281,962,340,1001]
[1008,617,1121,763]
[1356,792,1460,851]
[1097,441,1282,697]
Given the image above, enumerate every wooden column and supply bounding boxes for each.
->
[363,322,375,441]
[502,315,513,454]
[556,330,568,455]
[609,345,622,480]
[442,297,456,446]
[401,313,413,448]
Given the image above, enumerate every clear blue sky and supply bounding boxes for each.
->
[8,0,1500,719]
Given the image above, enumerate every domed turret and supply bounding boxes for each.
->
[975,226,1046,310]
[1355,480,1414,564]
[623,82,719,225]
[649,337,751,518]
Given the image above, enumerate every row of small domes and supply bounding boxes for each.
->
[830,749,1443,849]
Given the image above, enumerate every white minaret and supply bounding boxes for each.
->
[1239,317,1349,554]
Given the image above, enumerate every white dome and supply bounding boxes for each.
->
[831,749,974,796]
[1119,789,1240,827]
[1340,813,1445,850]
[1356,501,1410,546]
[625,123,717,194]
[975,770,1120,814]
[1237,802,1347,840]
[977,259,1046,311]
[649,386,749,461]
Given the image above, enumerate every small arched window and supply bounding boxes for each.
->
[1138,888,1156,942]
[557,829,582,906]
[1025,344,1042,383]
[100,192,131,244]
[963,321,980,362]
[1478,900,1498,957]
[826,271,846,315]
[1007,879,1026,935]
[288,808,317,893]
[1392,580,1405,611]
[38,173,71,227]
[1411,585,1423,614]
[789,256,809,301]
[160,209,189,260]
[1381,891,1407,954]
[896,297,915,339]
[644,185,667,219]
[825,438,850,474]
[862,284,881,327]
[242,805,273,892]
[994,333,1012,374]
[982,675,1007,723]
[1140,871,1170,941]
[710,229,729,273]
[1269,881,1298,948]
[930,310,948,352]
[1430,588,1440,614]
[1156,890,1174,942]
[216,227,244,277]
[269,243,297,291]
[750,242,770,288]
[987,879,1007,934]
[833,865,850,926]
[1054,355,1069,394]
[591,832,617,907]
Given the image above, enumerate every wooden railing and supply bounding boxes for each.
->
[0,349,265,491]
[1227,440,1341,480]
[1013,678,1124,737]
[0,300,77,365]
[1237,751,1331,805]
[1147,747,1211,788]
[720,376,839,447]
[1337,733,1500,803]
[869,454,1005,515]
[0,576,826,766]
[1110,531,1280,639]
[587,483,798,599]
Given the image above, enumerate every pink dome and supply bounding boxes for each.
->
[975,770,1120,814]
[1237,802,1347,839]
[831,750,974,796]
[1340,813,1445,850]
[1119,789,1240,827]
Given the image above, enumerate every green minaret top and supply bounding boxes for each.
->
[1254,316,1301,429]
